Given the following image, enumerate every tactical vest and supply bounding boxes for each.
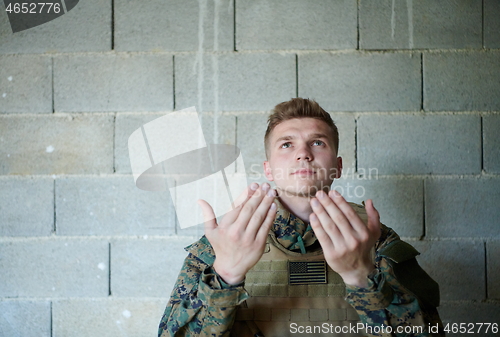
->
[232,233,365,337]
[231,202,370,337]
[229,203,440,337]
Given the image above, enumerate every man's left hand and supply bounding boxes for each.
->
[309,190,381,288]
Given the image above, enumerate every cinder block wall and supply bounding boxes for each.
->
[1,1,499,336]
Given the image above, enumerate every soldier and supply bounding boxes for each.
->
[158,98,443,337]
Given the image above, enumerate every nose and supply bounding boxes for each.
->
[296,144,313,162]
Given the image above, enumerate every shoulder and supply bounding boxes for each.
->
[347,201,403,249]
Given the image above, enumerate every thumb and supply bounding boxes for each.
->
[197,199,217,232]
[365,199,381,237]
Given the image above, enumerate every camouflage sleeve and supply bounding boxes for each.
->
[158,237,249,337]
[344,225,445,337]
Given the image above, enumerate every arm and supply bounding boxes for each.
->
[158,238,248,337]
[310,191,443,336]
[345,225,444,337]
[159,183,277,336]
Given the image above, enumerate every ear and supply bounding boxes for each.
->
[263,161,274,181]
[334,156,343,179]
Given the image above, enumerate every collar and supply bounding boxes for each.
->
[272,199,318,254]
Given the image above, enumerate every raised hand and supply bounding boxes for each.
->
[198,183,277,285]
[309,190,381,288]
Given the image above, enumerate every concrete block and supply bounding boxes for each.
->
[175,53,296,112]
[0,114,114,174]
[115,0,233,52]
[54,54,173,112]
[176,221,205,238]
[424,51,500,111]
[111,237,195,297]
[0,239,109,297]
[0,0,110,54]
[484,0,500,48]
[195,113,238,175]
[331,114,355,171]
[358,115,481,175]
[115,113,171,174]
[0,177,53,236]
[0,300,51,337]
[198,114,237,147]
[53,299,167,337]
[483,115,500,174]
[299,52,421,112]
[410,240,485,301]
[56,176,176,235]
[360,0,482,49]
[438,302,500,336]
[425,178,500,238]
[236,113,268,176]
[487,241,500,299]
[0,55,51,113]
[236,0,357,50]
[332,178,423,238]
[115,113,236,174]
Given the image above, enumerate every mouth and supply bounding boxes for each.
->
[292,168,316,176]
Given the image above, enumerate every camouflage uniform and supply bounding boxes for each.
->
[158,201,444,337]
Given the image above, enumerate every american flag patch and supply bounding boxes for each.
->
[288,260,327,285]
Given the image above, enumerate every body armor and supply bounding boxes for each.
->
[231,202,371,337]
[232,233,365,337]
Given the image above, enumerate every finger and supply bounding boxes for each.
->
[232,182,259,209]
[315,190,348,226]
[255,202,277,243]
[309,212,336,255]
[364,199,382,238]
[221,183,259,226]
[246,188,276,236]
[328,190,367,234]
[198,199,217,232]
[235,183,270,228]
[310,197,345,247]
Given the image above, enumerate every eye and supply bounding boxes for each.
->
[312,140,325,146]
[280,142,291,149]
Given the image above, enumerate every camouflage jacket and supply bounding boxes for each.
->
[158,202,444,337]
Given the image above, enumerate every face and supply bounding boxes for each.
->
[264,118,342,197]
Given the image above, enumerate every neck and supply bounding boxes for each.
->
[277,190,314,223]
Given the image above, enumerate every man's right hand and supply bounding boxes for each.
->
[198,183,277,285]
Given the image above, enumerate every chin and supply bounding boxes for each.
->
[277,182,331,197]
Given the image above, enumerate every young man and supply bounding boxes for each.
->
[158,98,443,337]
